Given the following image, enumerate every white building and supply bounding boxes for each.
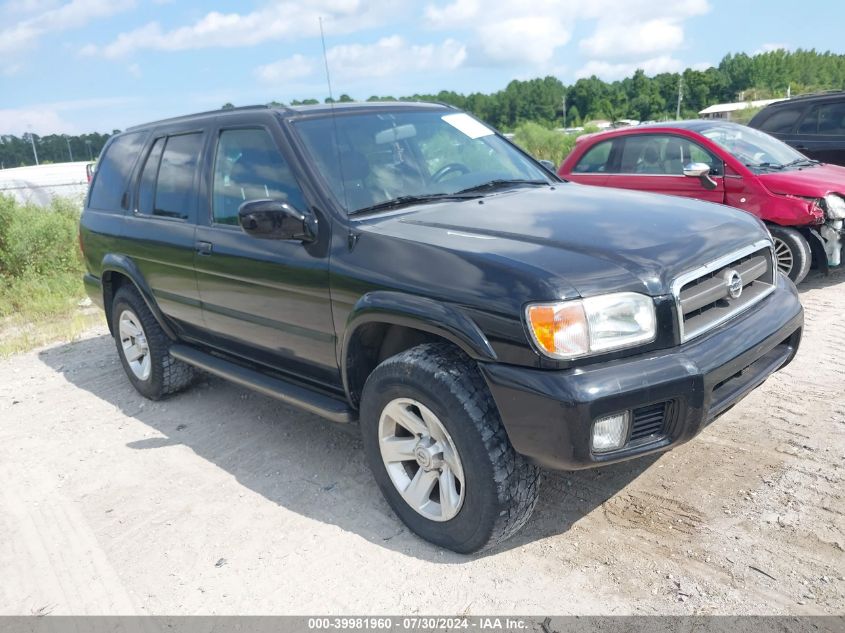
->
[698,98,787,120]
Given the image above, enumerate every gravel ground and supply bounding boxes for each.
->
[0,271,843,616]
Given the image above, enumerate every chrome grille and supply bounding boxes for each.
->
[673,241,776,342]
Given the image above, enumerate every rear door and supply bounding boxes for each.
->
[602,133,725,204]
[785,100,845,166]
[192,117,338,387]
[120,127,206,335]
[565,138,616,186]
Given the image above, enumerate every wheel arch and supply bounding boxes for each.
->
[341,291,497,408]
[100,254,178,339]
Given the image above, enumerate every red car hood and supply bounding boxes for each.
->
[758,163,845,197]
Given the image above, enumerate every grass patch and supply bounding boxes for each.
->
[0,194,99,356]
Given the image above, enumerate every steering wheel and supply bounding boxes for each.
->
[432,162,470,183]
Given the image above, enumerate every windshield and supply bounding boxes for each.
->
[699,123,810,171]
[292,109,554,213]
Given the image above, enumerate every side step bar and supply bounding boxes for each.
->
[169,344,356,424]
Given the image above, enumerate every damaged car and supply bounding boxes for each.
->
[559,120,845,283]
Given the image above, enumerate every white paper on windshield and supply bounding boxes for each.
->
[442,113,494,139]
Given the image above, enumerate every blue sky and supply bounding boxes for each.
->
[1,0,841,135]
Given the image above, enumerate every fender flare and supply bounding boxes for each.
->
[340,291,497,402]
[100,254,178,339]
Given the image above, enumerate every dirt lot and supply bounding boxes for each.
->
[0,271,843,616]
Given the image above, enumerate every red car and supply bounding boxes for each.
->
[558,120,845,283]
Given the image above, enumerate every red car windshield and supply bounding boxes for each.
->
[699,124,811,171]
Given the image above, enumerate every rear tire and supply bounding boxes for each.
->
[360,342,541,553]
[770,225,811,284]
[111,286,195,400]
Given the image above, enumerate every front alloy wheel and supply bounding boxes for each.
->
[378,398,465,521]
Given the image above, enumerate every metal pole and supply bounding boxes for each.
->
[676,76,683,120]
[66,136,74,162]
[562,93,567,127]
[29,131,39,166]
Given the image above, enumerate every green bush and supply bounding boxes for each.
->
[0,195,83,278]
[511,122,599,169]
[0,195,85,321]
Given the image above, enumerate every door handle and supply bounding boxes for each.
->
[195,241,213,255]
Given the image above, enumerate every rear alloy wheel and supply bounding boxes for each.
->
[769,225,812,284]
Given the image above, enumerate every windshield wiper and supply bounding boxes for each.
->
[782,157,820,168]
[745,162,784,171]
[349,193,478,216]
[454,179,550,195]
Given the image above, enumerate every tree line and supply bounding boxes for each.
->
[5,49,845,169]
[0,132,111,170]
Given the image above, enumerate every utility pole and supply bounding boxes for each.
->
[85,140,93,161]
[675,76,683,120]
[65,135,74,162]
[28,126,39,166]
[562,92,567,128]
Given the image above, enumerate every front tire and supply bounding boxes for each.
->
[360,343,541,553]
[770,225,812,284]
[111,286,195,400]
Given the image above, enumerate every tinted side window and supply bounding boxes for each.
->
[212,128,307,225]
[137,137,165,215]
[758,108,802,134]
[154,133,203,219]
[573,140,612,173]
[815,102,845,135]
[88,132,146,211]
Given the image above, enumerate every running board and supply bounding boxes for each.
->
[169,344,356,424]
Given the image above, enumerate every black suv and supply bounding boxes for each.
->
[80,102,803,553]
[748,91,845,166]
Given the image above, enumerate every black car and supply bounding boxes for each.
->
[80,102,803,553]
[748,91,845,166]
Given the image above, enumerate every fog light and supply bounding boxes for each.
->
[591,411,630,453]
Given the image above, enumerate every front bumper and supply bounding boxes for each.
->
[480,273,804,470]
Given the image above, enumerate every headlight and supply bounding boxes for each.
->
[824,194,845,220]
[525,292,656,359]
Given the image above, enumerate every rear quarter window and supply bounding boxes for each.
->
[87,132,146,211]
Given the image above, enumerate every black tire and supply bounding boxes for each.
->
[769,225,812,284]
[111,286,195,400]
[360,342,541,553]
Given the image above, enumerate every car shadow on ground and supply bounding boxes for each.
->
[797,265,845,294]
[37,334,655,562]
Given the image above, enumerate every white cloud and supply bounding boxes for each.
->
[254,36,466,86]
[580,19,684,60]
[424,0,709,70]
[425,0,572,66]
[87,0,400,58]
[255,54,314,84]
[0,97,136,135]
[127,62,141,78]
[575,55,684,80]
[327,36,466,80]
[0,0,135,54]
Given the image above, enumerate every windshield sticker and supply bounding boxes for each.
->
[442,113,494,139]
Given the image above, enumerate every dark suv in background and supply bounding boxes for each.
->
[80,103,803,553]
[749,91,845,166]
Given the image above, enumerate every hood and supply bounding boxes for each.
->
[359,183,769,298]
[758,163,845,197]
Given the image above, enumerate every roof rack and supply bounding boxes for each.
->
[127,104,281,131]
[780,89,845,103]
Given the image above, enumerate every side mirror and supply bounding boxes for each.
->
[683,162,718,191]
[683,162,711,178]
[538,159,557,173]
[238,199,315,241]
